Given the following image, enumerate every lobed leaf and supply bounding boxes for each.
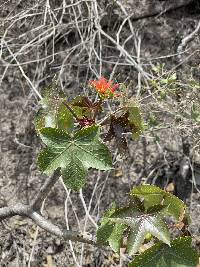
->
[97,196,170,255]
[129,237,198,267]
[38,125,112,190]
[126,213,170,255]
[130,185,185,221]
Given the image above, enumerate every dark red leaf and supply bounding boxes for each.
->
[104,114,130,154]
[72,96,102,119]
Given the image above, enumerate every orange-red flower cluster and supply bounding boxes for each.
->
[89,77,120,98]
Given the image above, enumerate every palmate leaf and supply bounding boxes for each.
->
[129,237,198,267]
[97,197,170,255]
[131,185,185,221]
[35,83,74,133]
[125,212,170,255]
[38,125,112,190]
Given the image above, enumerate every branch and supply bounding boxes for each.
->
[63,100,80,121]
[0,169,100,246]
[0,203,97,246]
[177,20,200,62]
[117,0,193,21]
[0,203,30,220]
[98,106,124,126]
[31,168,61,210]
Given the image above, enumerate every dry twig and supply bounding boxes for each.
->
[0,169,97,246]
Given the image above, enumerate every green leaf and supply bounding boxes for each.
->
[160,73,176,85]
[126,100,144,139]
[126,213,170,255]
[130,185,185,221]
[129,237,198,267]
[163,194,185,221]
[97,222,115,245]
[131,185,164,208]
[97,221,127,253]
[148,113,159,127]
[62,156,87,191]
[35,84,74,133]
[109,223,128,252]
[97,204,120,247]
[110,206,170,255]
[38,125,112,190]
[98,197,170,255]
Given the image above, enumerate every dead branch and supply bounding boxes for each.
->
[120,0,193,21]
[177,20,200,62]
[31,168,61,210]
[0,170,98,246]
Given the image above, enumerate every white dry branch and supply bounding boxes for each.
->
[177,20,200,63]
[0,169,98,246]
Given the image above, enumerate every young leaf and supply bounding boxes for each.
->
[38,125,112,190]
[130,185,185,221]
[37,103,74,132]
[35,84,74,133]
[104,101,143,152]
[97,197,170,255]
[71,95,102,118]
[104,114,129,154]
[129,237,198,267]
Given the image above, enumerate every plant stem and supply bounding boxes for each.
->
[98,106,124,126]
[0,203,97,245]
[63,101,80,121]
[31,168,61,210]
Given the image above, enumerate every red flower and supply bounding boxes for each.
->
[89,77,120,98]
